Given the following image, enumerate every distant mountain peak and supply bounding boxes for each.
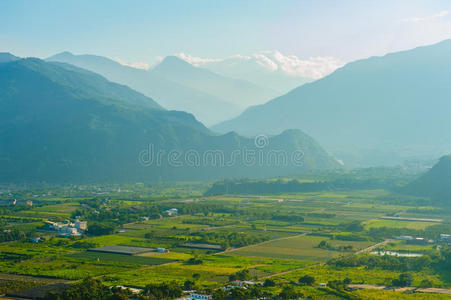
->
[49,51,75,59]
[154,55,196,71]
[0,52,20,63]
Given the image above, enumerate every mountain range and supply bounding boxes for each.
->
[178,52,315,94]
[46,52,279,125]
[0,57,339,183]
[212,40,451,166]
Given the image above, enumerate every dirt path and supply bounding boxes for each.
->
[219,233,307,254]
[261,238,394,280]
[356,239,393,254]
[349,284,451,295]
[261,263,322,279]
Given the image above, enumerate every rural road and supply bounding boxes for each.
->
[349,284,451,295]
[261,238,394,279]
[356,239,393,255]
[219,233,307,254]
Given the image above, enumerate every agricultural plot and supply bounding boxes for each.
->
[103,262,236,288]
[277,264,444,287]
[89,245,155,255]
[231,235,373,262]
[364,219,436,230]
[69,251,173,265]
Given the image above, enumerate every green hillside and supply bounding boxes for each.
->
[403,155,451,202]
[0,58,339,183]
[212,40,451,166]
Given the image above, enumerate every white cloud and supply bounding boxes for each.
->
[175,53,223,66]
[114,57,150,70]
[401,10,449,23]
[257,50,345,79]
[175,51,345,79]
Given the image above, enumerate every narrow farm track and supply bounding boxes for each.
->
[261,262,323,279]
[219,233,307,254]
[356,239,393,255]
[261,238,393,280]
[349,284,451,295]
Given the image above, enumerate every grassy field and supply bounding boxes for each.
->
[68,251,174,265]
[231,235,373,261]
[277,264,444,287]
[1,185,450,297]
[364,219,436,230]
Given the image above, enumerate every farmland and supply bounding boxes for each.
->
[0,181,450,299]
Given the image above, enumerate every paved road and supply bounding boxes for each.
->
[356,239,393,255]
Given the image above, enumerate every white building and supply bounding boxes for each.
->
[165,208,178,216]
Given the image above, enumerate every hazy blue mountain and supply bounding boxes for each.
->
[402,155,451,202]
[199,55,313,94]
[212,40,451,166]
[0,52,20,64]
[151,56,280,108]
[47,52,240,125]
[0,58,339,183]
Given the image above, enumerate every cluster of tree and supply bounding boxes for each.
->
[212,285,302,300]
[228,269,250,281]
[73,200,238,226]
[205,174,408,196]
[271,214,304,222]
[44,278,189,300]
[328,253,433,272]
[321,279,358,300]
[0,228,28,242]
[87,222,116,236]
[0,280,41,294]
[191,231,269,248]
[186,257,203,265]
[298,275,315,286]
[306,212,336,218]
[141,282,183,299]
[366,223,451,240]
[391,273,413,287]
[44,278,134,300]
[317,240,353,252]
[0,252,33,262]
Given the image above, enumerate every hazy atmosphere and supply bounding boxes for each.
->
[1,1,451,299]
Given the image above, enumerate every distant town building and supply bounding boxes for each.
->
[41,220,87,236]
[165,208,178,216]
[180,293,211,300]
[439,234,451,242]
[396,236,414,241]
[26,200,33,206]
[30,236,44,243]
[157,247,169,253]
[408,237,427,245]
[230,280,255,288]
[11,199,17,206]
[75,220,87,231]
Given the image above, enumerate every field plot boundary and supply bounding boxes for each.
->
[88,245,155,255]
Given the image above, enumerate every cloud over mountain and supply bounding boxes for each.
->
[114,57,151,70]
[176,50,345,79]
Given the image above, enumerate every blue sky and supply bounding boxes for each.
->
[1,0,451,66]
